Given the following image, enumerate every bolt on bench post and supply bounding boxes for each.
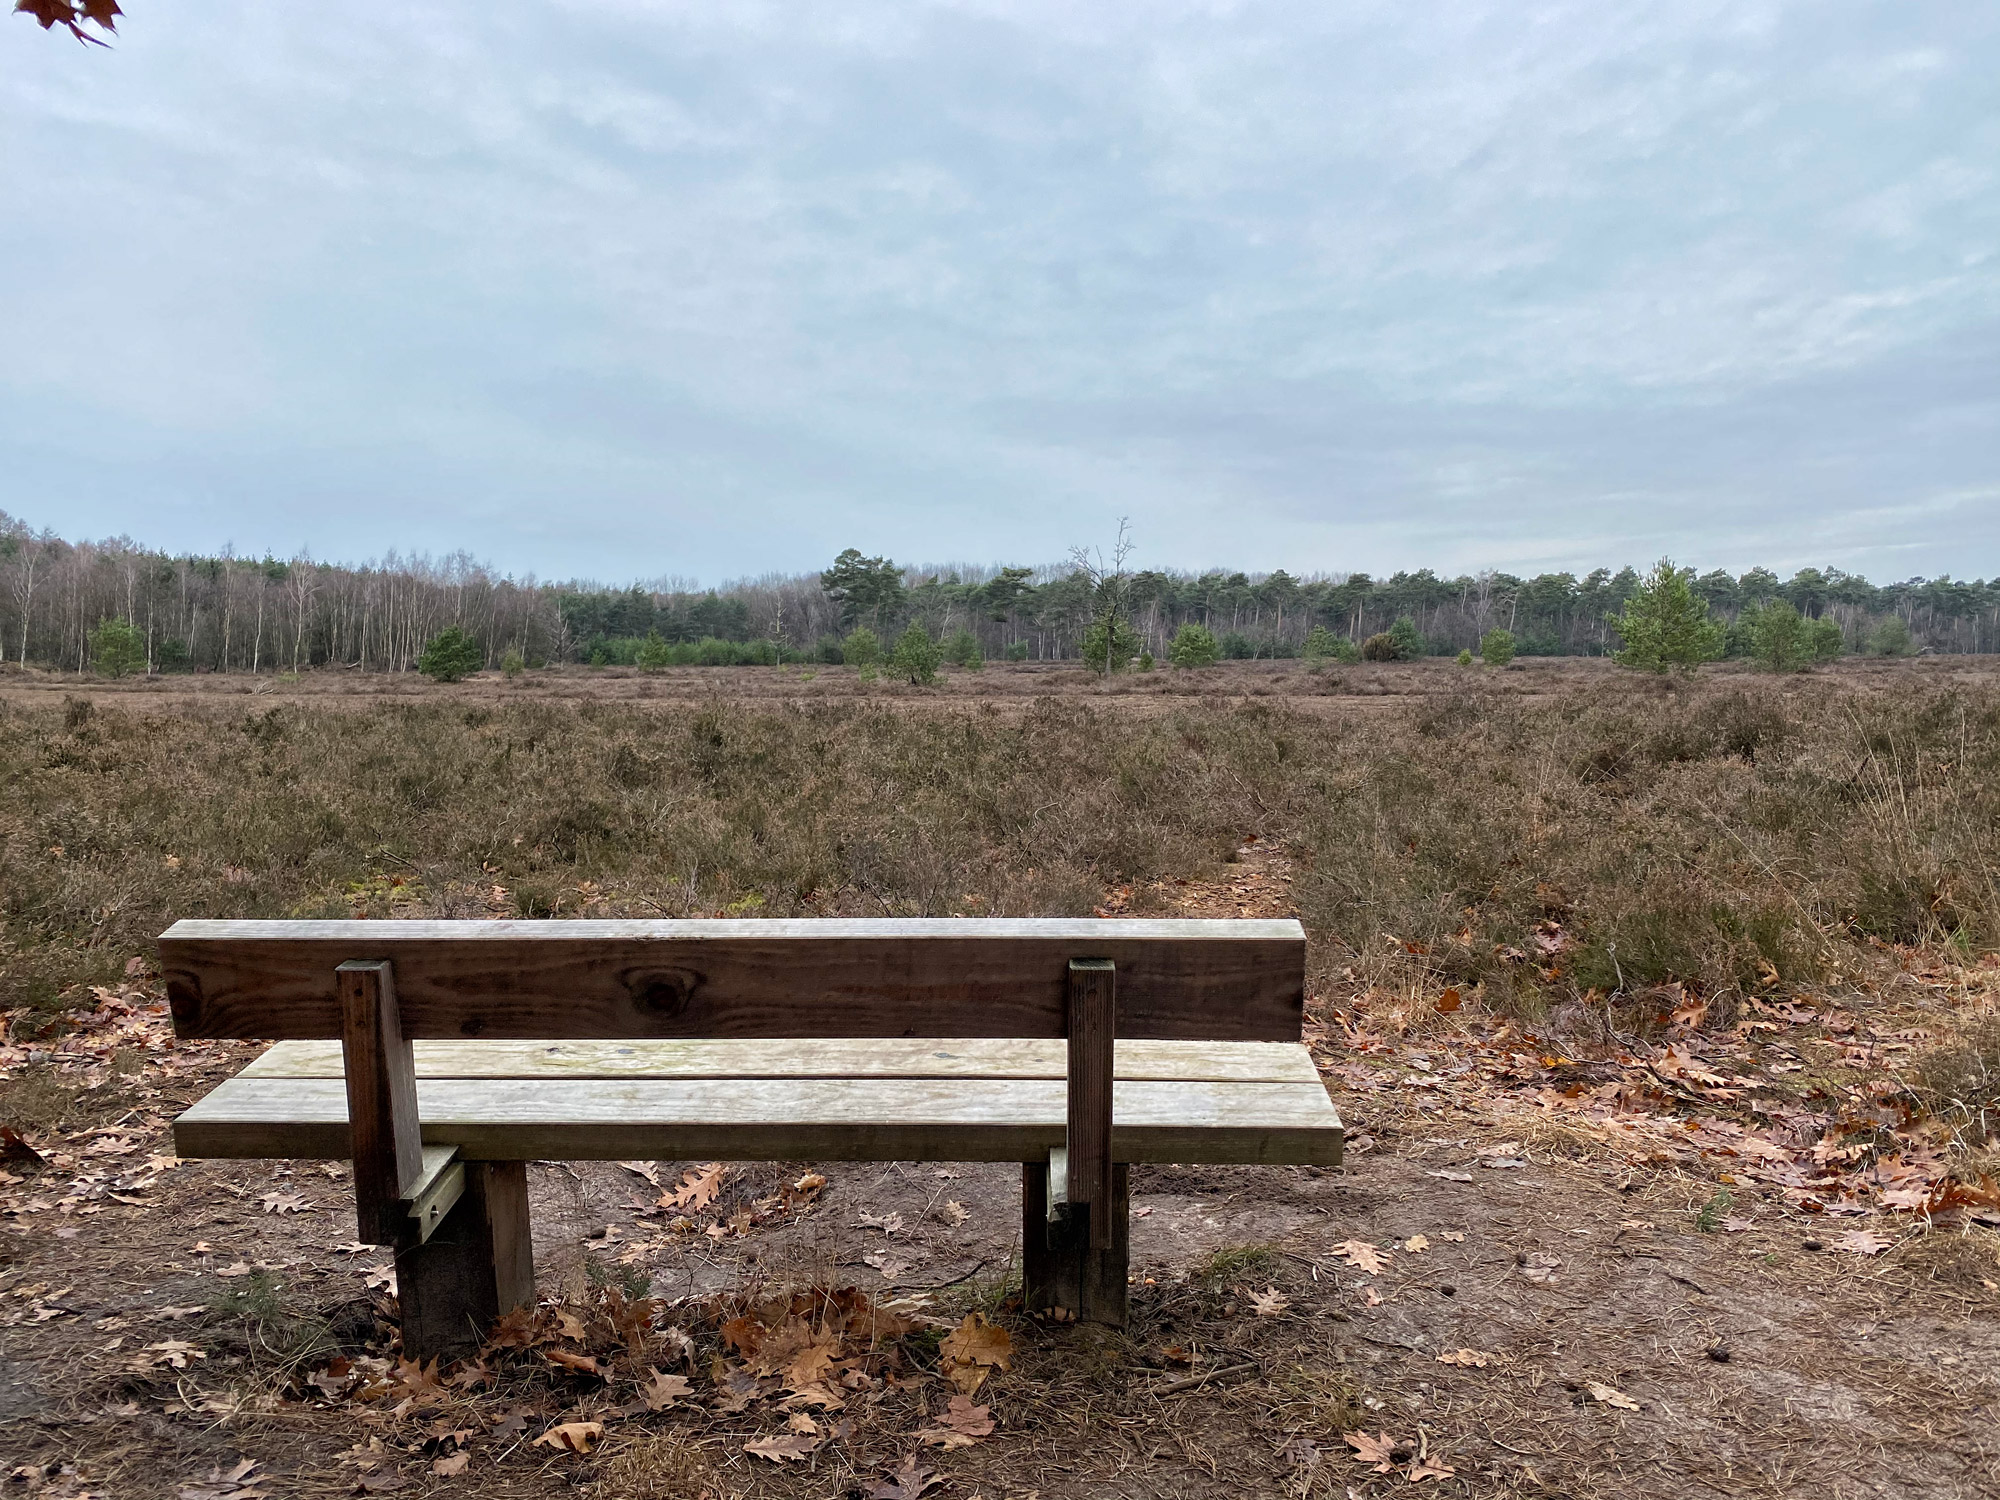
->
[338,959,534,1358]
[1022,958,1129,1325]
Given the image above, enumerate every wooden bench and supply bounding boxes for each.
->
[161,917,1342,1359]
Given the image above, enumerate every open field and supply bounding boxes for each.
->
[3,659,1999,1497]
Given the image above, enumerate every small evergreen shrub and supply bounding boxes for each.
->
[889,624,941,685]
[418,626,483,682]
[88,618,146,679]
[843,628,882,668]
[1168,623,1220,668]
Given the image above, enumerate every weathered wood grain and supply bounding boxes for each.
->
[238,1037,1325,1085]
[1066,958,1116,1250]
[339,961,422,1246]
[172,1075,1345,1166]
[158,918,1305,1042]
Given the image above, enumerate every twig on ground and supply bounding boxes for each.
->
[892,1257,990,1291]
[1151,1361,1260,1396]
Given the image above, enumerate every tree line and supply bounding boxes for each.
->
[2,513,1993,677]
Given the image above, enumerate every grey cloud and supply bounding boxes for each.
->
[0,0,1994,582]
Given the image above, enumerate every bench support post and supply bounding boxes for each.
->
[338,959,534,1361]
[1022,957,1128,1325]
[1022,1158,1128,1325]
[397,1160,535,1361]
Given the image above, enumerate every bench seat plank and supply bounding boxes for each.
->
[237,1038,1324,1085]
[174,1075,1343,1167]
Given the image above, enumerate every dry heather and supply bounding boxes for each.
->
[2,671,1995,1036]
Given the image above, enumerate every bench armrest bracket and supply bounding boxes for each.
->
[401,1146,465,1245]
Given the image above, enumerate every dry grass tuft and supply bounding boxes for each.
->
[588,1429,734,1500]
[1916,1009,2000,1153]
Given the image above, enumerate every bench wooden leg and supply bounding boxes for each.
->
[1022,1159,1128,1327]
[396,1160,535,1361]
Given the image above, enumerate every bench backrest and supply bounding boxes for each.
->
[159,917,1307,1042]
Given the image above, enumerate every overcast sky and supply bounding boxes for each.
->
[2,1,1995,585]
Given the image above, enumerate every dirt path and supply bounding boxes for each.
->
[3,851,1997,1498]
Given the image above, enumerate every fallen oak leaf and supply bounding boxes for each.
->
[1409,1459,1458,1481]
[779,1381,846,1411]
[664,1162,725,1211]
[640,1369,693,1410]
[743,1432,820,1462]
[544,1349,608,1379]
[1247,1286,1291,1317]
[1334,1240,1390,1275]
[430,1451,469,1477]
[133,1340,205,1370]
[386,1357,446,1400]
[916,1392,994,1448]
[1343,1429,1402,1473]
[1436,1348,1495,1368]
[938,1312,1012,1395]
[864,1454,942,1499]
[780,1332,841,1390]
[1585,1381,1639,1411]
[1832,1228,1889,1256]
[532,1421,604,1455]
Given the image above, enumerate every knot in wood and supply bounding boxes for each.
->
[628,967,698,1019]
[165,973,202,1027]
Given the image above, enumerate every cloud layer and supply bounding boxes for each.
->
[3,1,1995,581]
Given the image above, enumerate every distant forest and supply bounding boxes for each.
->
[2,513,1995,673]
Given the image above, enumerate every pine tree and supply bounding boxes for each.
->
[417,626,483,682]
[1167,623,1219,668]
[88,617,146,678]
[1611,559,1724,673]
[888,624,941,685]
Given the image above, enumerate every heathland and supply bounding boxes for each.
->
[2,656,1997,1498]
